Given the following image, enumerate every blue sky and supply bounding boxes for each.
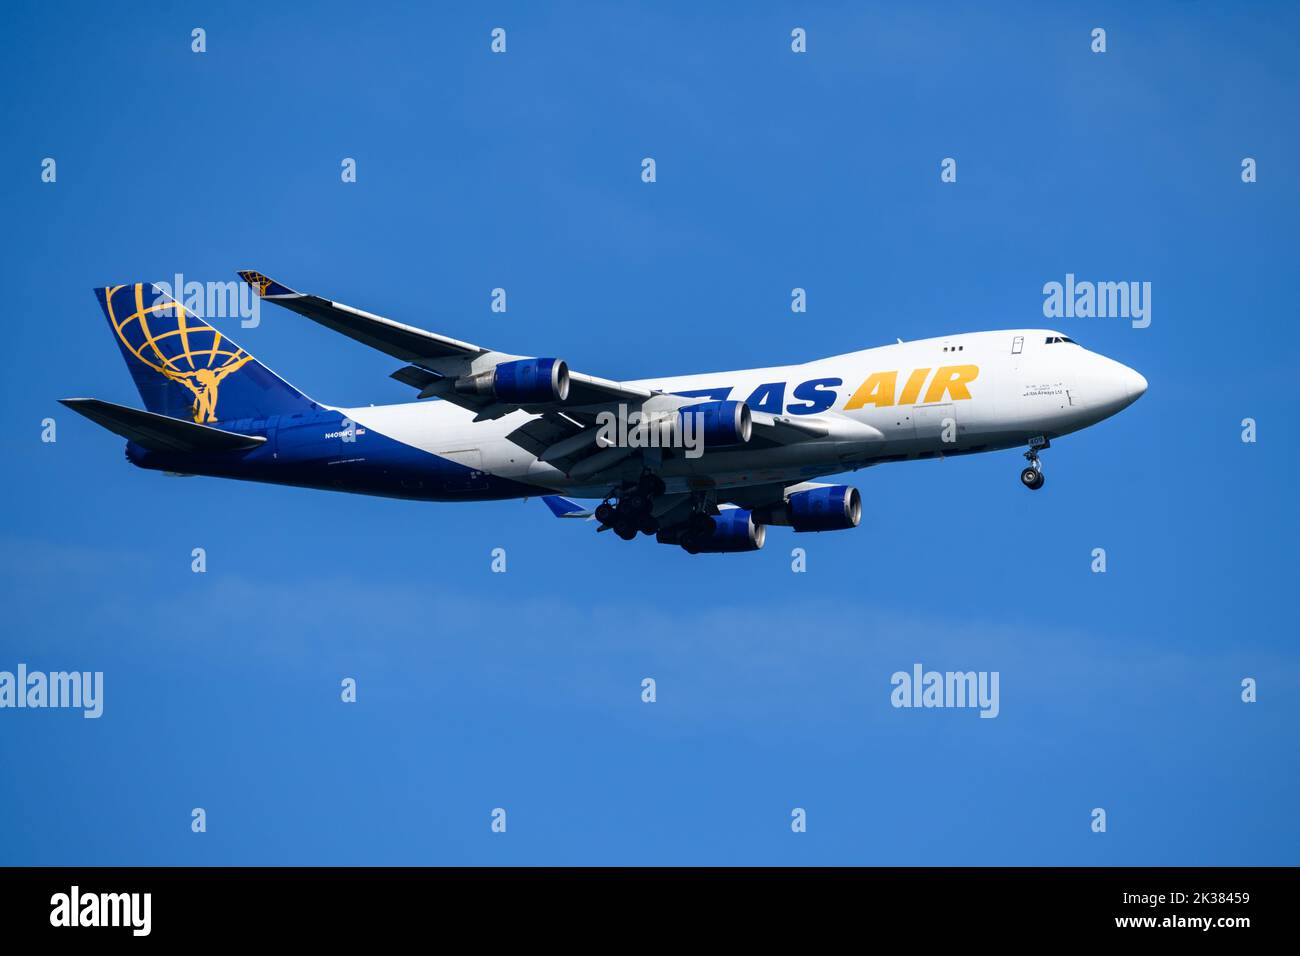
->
[1,0,1297,865]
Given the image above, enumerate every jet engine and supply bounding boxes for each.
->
[455,358,570,404]
[786,485,861,532]
[678,400,752,448]
[658,508,765,553]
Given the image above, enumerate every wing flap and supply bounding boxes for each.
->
[390,365,441,390]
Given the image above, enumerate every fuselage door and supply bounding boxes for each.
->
[1011,335,1023,355]
[437,447,490,491]
[914,403,956,449]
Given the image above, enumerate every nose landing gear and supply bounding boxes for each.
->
[1020,436,1049,491]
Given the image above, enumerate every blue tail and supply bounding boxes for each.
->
[95,283,318,424]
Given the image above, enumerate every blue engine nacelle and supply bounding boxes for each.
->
[679,400,752,448]
[787,485,861,533]
[456,358,570,404]
[688,508,765,553]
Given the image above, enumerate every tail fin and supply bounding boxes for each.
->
[95,283,317,424]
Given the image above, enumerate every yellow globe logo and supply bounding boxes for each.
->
[106,283,252,423]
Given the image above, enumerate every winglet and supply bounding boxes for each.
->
[542,495,592,518]
[237,270,299,299]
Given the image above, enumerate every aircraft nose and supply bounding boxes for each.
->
[1089,356,1147,415]
[1122,365,1148,402]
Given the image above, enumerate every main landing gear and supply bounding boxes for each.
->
[1020,436,1049,491]
[677,510,718,555]
[595,472,666,540]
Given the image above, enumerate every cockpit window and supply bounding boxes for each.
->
[1045,336,1078,345]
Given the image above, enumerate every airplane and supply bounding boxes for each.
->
[61,274,1147,554]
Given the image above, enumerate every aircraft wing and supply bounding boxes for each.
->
[539,480,853,542]
[237,271,651,414]
[541,495,594,519]
[237,270,858,479]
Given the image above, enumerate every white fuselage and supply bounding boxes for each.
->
[340,329,1147,499]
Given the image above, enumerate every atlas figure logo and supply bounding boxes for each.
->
[104,283,251,423]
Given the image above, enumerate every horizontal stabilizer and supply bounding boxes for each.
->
[59,398,267,454]
[542,495,592,518]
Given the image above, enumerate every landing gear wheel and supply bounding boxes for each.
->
[613,515,638,540]
[1021,437,1049,491]
[594,503,616,525]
